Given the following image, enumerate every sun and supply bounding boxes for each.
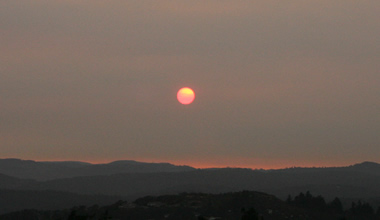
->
[177,87,195,105]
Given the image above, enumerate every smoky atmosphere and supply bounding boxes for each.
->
[1,1,379,169]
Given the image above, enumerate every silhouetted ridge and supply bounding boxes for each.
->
[5,191,379,219]
[41,161,92,168]
[351,161,380,168]
[0,158,196,181]
[108,160,142,165]
[0,189,122,214]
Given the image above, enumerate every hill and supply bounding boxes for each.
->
[1,191,374,220]
[1,160,380,214]
[0,189,123,214]
[0,158,195,180]
[1,165,379,202]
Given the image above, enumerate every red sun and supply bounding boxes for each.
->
[177,87,195,105]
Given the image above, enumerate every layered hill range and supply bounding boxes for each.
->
[1,158,380,213]
[0,158,194,181]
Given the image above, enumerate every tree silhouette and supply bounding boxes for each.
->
[349,200,374,217]
[328,197,343,213]
[241,207,259,220]
[286,195,292,203]
[291,191,327,211]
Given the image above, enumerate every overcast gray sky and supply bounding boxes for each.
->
[1,1,379,168]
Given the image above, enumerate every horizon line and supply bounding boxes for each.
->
[0,157,374,170]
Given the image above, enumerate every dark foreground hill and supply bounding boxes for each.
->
[0,189,123,214]
[1,191,379,220]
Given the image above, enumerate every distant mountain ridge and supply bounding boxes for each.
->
[0,158,195,181]
[0,160,380,200]
[1,160,380,215]
[1,158,380,183]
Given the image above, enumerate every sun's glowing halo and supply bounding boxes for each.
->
[177,87,195,105]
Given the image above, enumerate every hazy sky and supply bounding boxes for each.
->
[1,1,379,168]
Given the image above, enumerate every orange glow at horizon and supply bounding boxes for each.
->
[177,87,195,105]
[34,157,360,170]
